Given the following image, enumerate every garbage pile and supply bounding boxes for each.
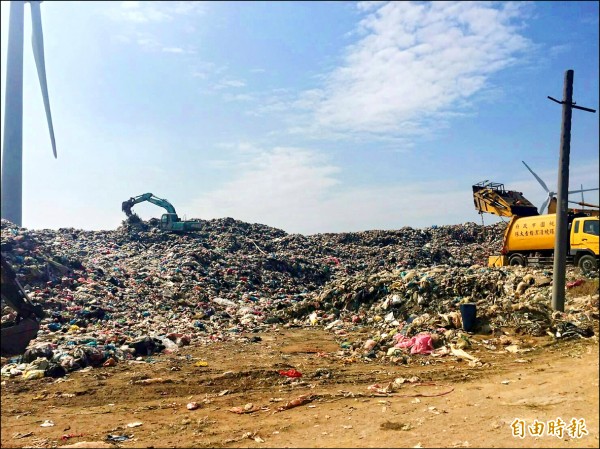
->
[294,265,598,365]
[1,217,597,379]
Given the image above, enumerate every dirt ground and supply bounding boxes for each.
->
[1,328,598,449]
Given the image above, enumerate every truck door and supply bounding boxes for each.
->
[571,218,599,256]
[582,219,599,255]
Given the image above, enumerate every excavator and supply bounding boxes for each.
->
[121,193,203,232]
[1,254,45,356]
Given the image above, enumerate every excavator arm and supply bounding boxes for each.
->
[122,193,178,218]
[472,181,539,218]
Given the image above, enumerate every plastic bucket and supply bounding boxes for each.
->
[459,303,477,332]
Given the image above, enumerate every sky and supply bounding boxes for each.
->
[1,0,598,234]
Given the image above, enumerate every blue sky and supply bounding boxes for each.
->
[1,1,598,234]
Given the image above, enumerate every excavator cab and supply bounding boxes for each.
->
[160,213,180,230]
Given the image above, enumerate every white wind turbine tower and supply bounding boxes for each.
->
[1,0,57,227]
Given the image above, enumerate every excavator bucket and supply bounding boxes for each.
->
[1,255,45,356]
[1,318,40,357]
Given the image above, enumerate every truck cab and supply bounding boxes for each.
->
[570,217,599,272]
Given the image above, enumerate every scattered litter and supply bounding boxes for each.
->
[61,442,114,449]
[133,378,171,385]
[12,432,33,439]
[449,346,480,364]
[504,345,522,353]
[40,420,55,427]
[229,403,262,414]
[567,279,585,288]
[105,434,132,443]
[241,432,265,443]
[61,433,84,441]
[102,358,116,367]
[380,421,412,431]
[126,422,143,428]
[276,395,314,412]
[279,369,302,378]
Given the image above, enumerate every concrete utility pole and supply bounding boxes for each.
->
[548,70,596,312]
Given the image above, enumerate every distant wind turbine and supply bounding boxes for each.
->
[1,0,57,227]
[521,161,598,214]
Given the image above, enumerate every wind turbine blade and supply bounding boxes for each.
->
[567,188,599,194]
[522,161,549,193]
[30,1,57,158]
[539,197,550,215]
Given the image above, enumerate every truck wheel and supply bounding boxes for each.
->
[578,255,597,273]
[509,254,526,267]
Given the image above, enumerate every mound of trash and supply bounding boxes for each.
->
[1,217,597,379]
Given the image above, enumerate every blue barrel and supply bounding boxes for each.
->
[459,303,477,332]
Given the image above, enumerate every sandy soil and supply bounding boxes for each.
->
[1,328,598,448]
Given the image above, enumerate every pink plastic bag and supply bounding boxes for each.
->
[393,334,415,348]
[410,334,433,354]
[393,333,433,354]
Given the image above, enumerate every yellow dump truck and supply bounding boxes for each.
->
[488,213,599,272]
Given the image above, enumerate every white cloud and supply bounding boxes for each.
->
[213,79,247,90]
[191,62,228,80]
[108,1,206,54]
[136,36,160,51]
[222,93,255,102]
[186,146,598,234]
[162,47,184,54]
[549,44,571,58]
[162,47,192,54]
[272,1,531,141]
[108,1,205,23]
[187,148,341,232]
[186,147,481,234]
[121,1,140,8]
[171,2,207,16]
[119,35,196,55]
[111,2,171,23]
[357,1,388,13]
[206,159,232,169]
